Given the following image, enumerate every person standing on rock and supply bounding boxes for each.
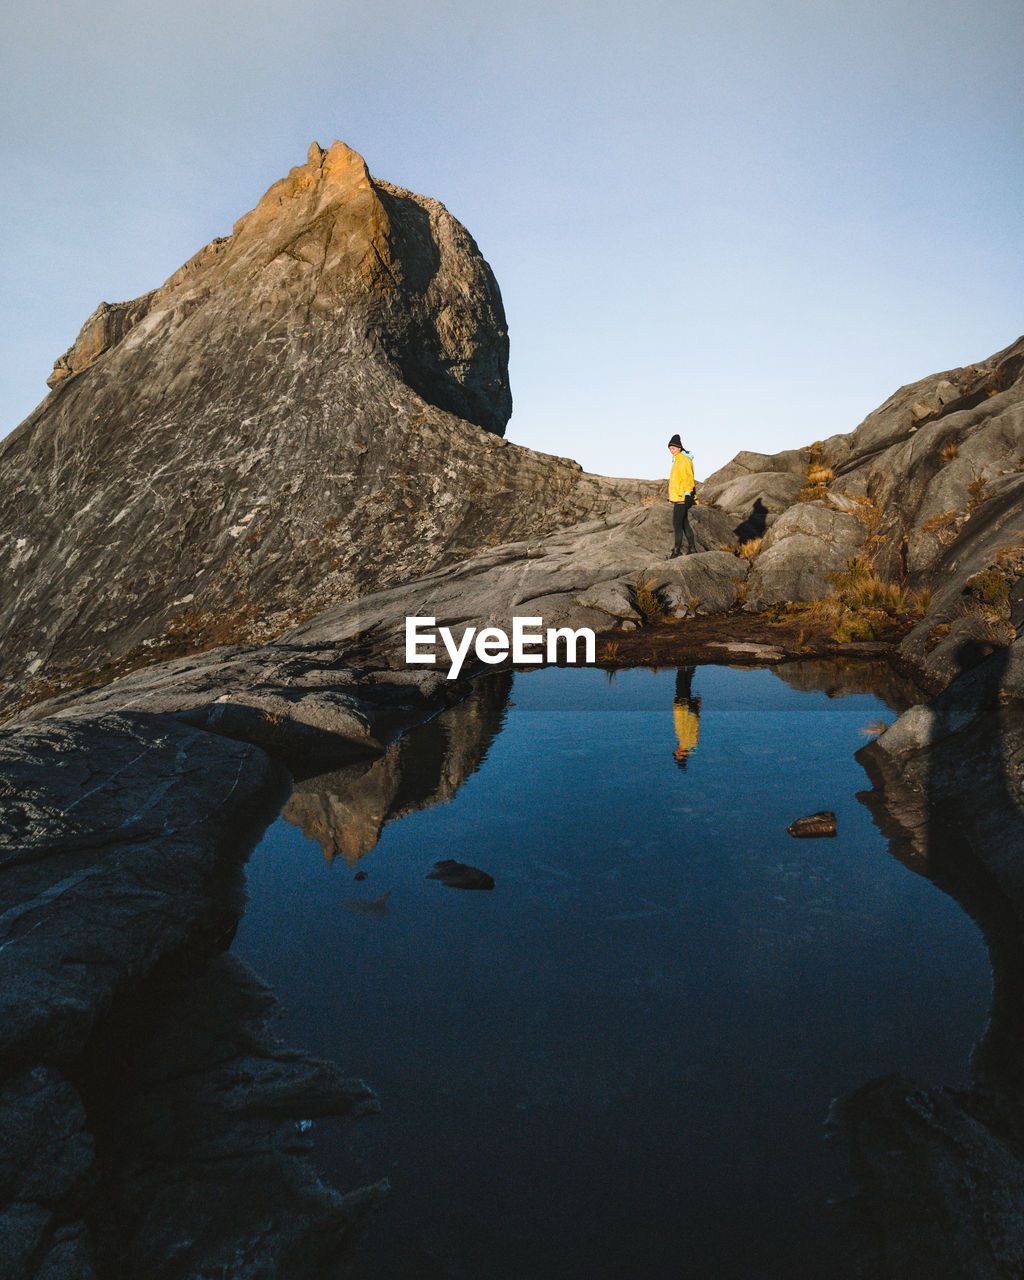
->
[667,434,696,558]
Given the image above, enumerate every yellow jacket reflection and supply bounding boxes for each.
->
[672,667,702,769]
[673,701,700,755]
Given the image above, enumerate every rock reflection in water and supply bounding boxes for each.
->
[772,656,923,713]
[841,645,1024,1279]
[281,671,512,865]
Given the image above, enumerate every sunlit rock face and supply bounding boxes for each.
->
[703,335,1024,686]
[0,141,655,708]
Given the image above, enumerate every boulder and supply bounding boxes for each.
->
[701,447,808,499]
[744,502,868,609]
[786,811,837,837]
[575,580,640,621]
[704,471,806,522]
[645,550,745,616]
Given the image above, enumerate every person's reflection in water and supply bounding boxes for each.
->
[672,666,702,769]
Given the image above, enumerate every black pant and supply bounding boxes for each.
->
[673,494,695,551]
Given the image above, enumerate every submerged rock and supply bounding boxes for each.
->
[786,811,837,837]
[340,890,394,919]
[426,860,495,890]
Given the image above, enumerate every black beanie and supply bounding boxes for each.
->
[668,433,683,448]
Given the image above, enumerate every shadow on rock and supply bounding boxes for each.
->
[0,709,385,1280]
[80,952,387,1280]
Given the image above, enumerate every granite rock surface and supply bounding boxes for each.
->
[0,661,474,1278]
[703,334,1024,686]
[0,140,657,712]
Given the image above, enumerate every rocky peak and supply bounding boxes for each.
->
[0,143,656,712]
[45,139,511,432]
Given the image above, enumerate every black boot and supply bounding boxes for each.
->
[670,548,681,559]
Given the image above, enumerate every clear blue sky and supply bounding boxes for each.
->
[3,0,1022,481]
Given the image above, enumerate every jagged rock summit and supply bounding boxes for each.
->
[46,140,512,431]
[0,141,655,710]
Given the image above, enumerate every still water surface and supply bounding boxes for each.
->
[233,664,992,1279]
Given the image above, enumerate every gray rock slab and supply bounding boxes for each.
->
[0,712,287,1070]
[744,501,868,609]
[84,952,386,1280]
[14,644,472,777]
[285,504,751,669]
[0,1067,95,1280]
[704,471,805,519]
[0,703,393,1278]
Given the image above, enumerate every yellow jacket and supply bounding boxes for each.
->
[669,451,695,502]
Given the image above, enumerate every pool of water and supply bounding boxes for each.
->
[232,664,992,1279]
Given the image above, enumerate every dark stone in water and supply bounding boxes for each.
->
[426,860,495,890]
[354,870,368,880]
[787,811,837,838]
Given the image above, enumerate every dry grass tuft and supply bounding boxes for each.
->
[911,587,933,615]
[967,473,991,513]
[722,537,763,559]
[766,556,930,645]
[941,443,959,462]
[797,443,835,502]
[848,494,882,530]
[996,542,1024,575]
[631,575,674,625]
[922,509,963,547]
